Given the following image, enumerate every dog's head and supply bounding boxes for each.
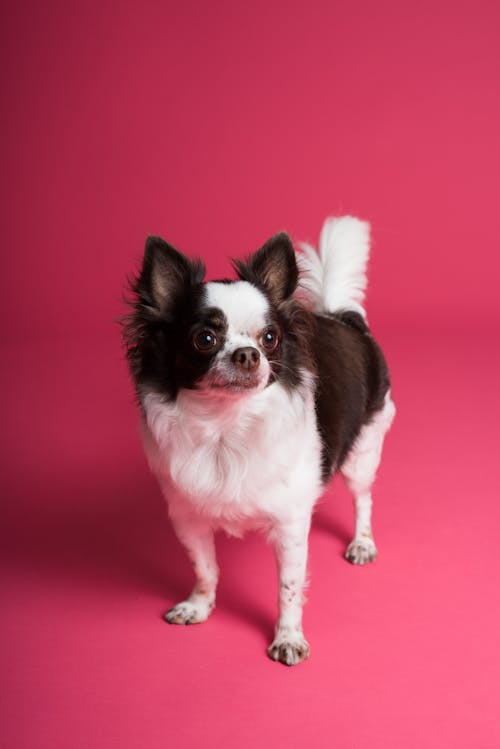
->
[124,233,313,400]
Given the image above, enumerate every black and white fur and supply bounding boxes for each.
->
[124,216,395,666]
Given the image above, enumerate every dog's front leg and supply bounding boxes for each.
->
[268,518,311,666]
[164,512,219,625]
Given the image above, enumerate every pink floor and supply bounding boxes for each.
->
[2,327,499,748]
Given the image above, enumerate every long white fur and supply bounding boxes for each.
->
[297,215,371,318]
[143,369,321,519]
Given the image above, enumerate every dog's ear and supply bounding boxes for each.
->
[233,232,298,305]
[136,236,205,317]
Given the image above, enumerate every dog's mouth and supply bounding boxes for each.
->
[200,369,265,393]
[199,360,271,395]
[210,375,261,392]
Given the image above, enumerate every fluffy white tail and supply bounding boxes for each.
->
[296,216,370,318]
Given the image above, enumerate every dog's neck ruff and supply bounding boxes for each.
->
[141,371,320,519]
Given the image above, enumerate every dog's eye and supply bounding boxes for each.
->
[193,330,217,352]
[261,328,279,351]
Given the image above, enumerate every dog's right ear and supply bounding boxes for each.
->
[136,236,206,317]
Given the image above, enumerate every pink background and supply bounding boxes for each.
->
[1,1,499,747]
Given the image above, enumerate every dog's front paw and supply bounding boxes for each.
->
[164,600,212,625]
[345,538,378,565]
[267,633,310,666]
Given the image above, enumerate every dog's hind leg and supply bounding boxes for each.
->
[341,392,396,565]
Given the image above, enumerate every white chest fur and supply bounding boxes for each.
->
[141,376,323,527]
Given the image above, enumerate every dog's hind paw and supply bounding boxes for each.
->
[164,600,211,625]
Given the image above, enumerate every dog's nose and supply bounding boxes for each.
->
[232,346,260,371]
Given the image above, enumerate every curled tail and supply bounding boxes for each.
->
[296,216,371,319]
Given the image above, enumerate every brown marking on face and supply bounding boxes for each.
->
[361,531,373,539]
[208,315,225,330]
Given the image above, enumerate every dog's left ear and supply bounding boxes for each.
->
[233,232,298,305]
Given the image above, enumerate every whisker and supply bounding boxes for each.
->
[268,360,297,375]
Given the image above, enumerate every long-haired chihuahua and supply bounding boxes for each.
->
[123,216,395,666]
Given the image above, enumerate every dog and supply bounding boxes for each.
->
[123,216,395,666]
